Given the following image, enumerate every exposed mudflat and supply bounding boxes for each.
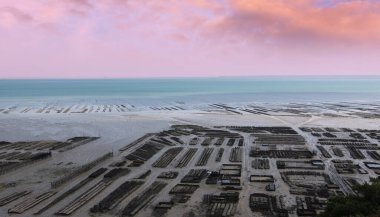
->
[0,104,379,217]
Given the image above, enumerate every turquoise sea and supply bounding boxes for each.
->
[1,77,380,104]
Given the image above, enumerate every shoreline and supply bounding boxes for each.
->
[0,100,379,120]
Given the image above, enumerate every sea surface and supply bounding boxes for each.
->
[1,77,380,105]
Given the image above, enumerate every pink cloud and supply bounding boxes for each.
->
[0,6,33,27]
[0,0,379,78]
[206,0,380,46]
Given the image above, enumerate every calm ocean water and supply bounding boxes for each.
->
[1,77,380,104]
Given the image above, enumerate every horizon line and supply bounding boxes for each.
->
[1,74,380,80]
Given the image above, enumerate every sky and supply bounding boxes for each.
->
[0,0,380,78]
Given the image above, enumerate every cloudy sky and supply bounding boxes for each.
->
[0,0,380,78]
